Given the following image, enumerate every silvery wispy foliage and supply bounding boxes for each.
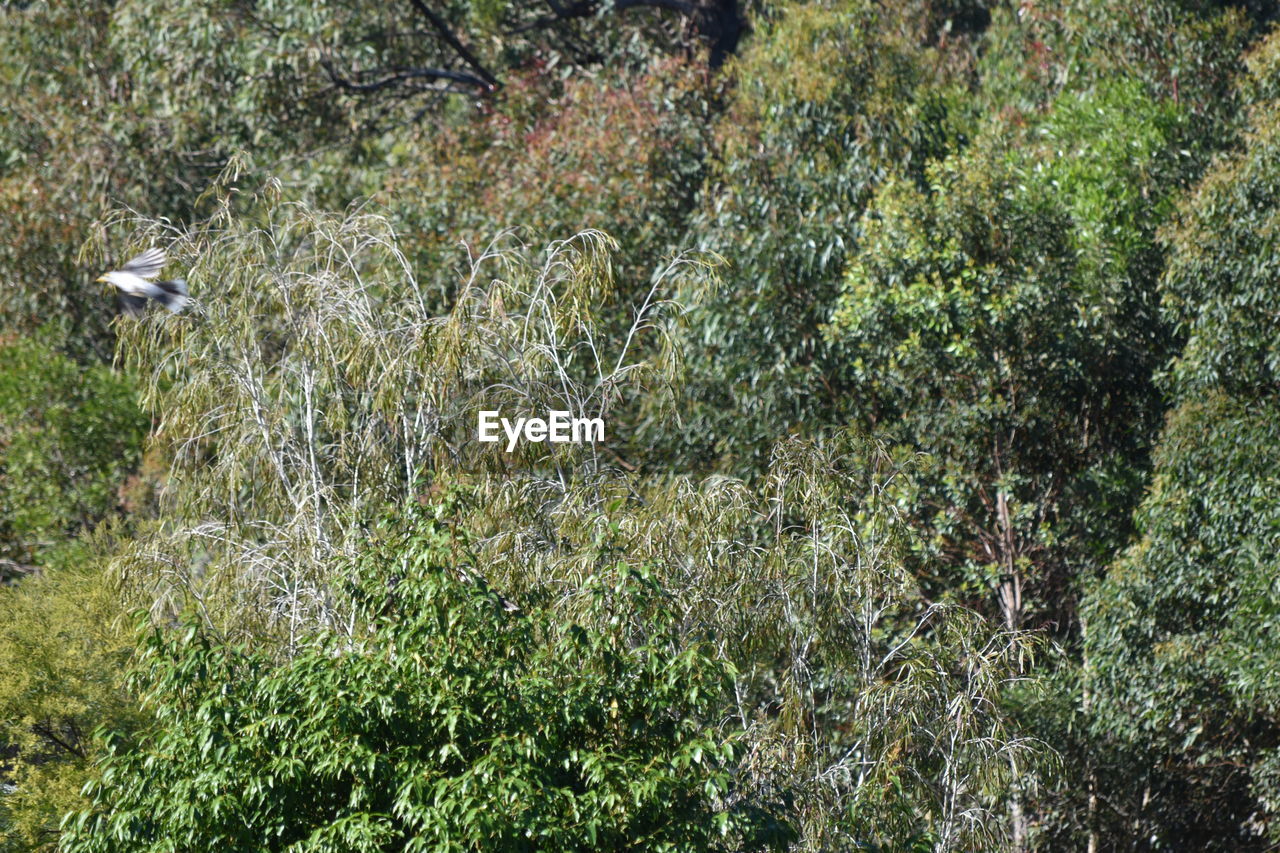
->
[96,164,710,645]
[460,430,1046,850]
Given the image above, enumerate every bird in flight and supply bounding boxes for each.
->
[96,247,189,315]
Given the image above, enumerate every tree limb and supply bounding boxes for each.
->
[320,57,490,95]
[518,0,694,31]
[405,0,500,90]
[31,720,87,759]
[0,558,37,584]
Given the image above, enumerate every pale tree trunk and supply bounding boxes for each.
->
[995,490,1028,850]
[1082,613,1099,853]
[996,489,1024,631]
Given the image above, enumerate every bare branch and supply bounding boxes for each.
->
[405,0,500,90]
[319,57,489,96]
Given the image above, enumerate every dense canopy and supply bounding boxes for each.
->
[3,0,1280,850]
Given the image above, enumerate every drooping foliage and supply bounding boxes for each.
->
[452,430,1046,850]
[95,190,709,637]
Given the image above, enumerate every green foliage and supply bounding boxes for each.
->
[1036,81,1189,284]
[87,192,1046,849]
[0,332,144,850]
[976,0,1251,123]
[5,0,1278,848]
[809,5,1264,843]
[108,0,347,153]
[62,510,794,852]
[0,553,140,853]
[0,0,710,360]
[676,0,976,471]
[455,431,1048,850]
[371,60,722,471]
[0,333,147,564]
[98,0,721,207]
[1159,43,1280,401]
[0,3,156,356]
[98,194,710,637]
[827,77,1190,631]
[1080,37,1280,846]
[1085,395,1280,847]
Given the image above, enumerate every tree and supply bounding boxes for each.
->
[1084,396,1280,848]
[826,77,1192,633]
[1082,31,1280,846]
[0,3,186,359]
[61,507,795,852]
[93,192,1045,849]
[0,552,141,853]
[451,431,1049,850]
[674,0,976,473]
[98,193,709,639]
[106,0,735,140]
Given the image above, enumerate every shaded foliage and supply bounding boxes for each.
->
[1086,396,1280,848]
[378,59,718,330]
[1080,32,1280,847]
[0,334,147,565]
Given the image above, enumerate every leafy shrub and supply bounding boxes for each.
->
[0,553,140,853]
[61,509,795,852]
[0,333,146,563]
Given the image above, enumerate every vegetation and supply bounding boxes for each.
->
[63,509,795,852]
[3,0,1280,850]
[1080,33,1280,845]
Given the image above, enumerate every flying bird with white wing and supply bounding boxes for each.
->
[96,247,189,315]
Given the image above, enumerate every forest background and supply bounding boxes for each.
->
[3,0,1280,849]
